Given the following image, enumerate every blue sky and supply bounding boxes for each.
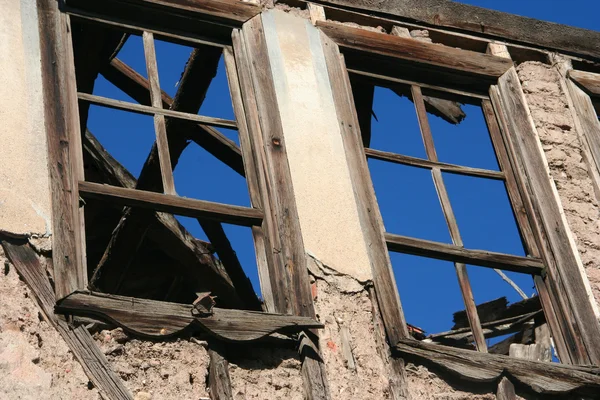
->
[85,2,597,345]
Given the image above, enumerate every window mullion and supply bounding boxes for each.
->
[411,85,488,353]
[142,31,176,195]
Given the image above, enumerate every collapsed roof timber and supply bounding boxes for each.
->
[3,0,600,399]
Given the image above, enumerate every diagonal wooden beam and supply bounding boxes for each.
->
[101,57,245,176]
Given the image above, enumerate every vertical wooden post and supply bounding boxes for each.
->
[142,31,176,195]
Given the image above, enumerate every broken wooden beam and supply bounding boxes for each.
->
[56,291,324,341]
[394,339,600,396]
[569,69,600,96]
[208,343,233,400]
[453,296,541,330]
[79,181,263,226]
[385,233,544,274]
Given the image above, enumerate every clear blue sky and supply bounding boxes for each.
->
[85,1,597,345]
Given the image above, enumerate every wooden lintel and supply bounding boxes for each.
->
[394,339,600,396]
[79,181,263,227]
[316,21,513,79]
[385,233,544,274]
[56,291,323,341]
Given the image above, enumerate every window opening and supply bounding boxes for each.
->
[354,75,550,358]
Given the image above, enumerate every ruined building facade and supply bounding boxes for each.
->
[2,0,600,399]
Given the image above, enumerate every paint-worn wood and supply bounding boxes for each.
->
[385,233,544,274]
[496,377,516,400]
[320,32,410,346]
[412,85,487,352]
[143,31,176,195]
[79,181,263,226]
[77,92,238,129]
[208,344,233,400]
[101,58,245,176]
[316,21,513,79]
[394,339,600,396]
[1,239,133,399]
[365,148,504,180]
[241,17,330,399]
[56,291,323,341]
[38,0,87,299]
[495,67,600,365]
[569,69,600,96]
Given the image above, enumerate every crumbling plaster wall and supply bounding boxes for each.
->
[517,62,600,310]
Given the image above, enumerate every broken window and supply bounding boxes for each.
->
[352,76,551,359]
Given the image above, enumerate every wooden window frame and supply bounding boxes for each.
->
[39,0,322,342]
[316,21,600,371]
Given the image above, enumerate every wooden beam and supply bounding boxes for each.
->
[1,239,133,399]
[142,31,176,195]
[385,233,544,274]
[65,0,261,27]
[496,377,516,400]
[569,70,600,96]
[394,339,600,396]
[313,0,600,60]
[365,148,504,180]
[100,58,245,176]
[38,0,87,299]
[79,181,263,226]
[494,67,600,365]
[56,291,324,341]
[208,344,233,400]
[316,21,513,79]
[77,92,238,129]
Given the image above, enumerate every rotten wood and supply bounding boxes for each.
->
[77,92,238,129]
[365,148,504,180]
[496,377,516,400]
[101,58,245,176]
[385,233,544,274]
[495,67,600,365]
[316,21,513,80]
[79,181,263,226]
[394,339,600,396]
[56,291,323,341]
[1,239,133,399]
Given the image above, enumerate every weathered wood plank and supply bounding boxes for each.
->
[385,233,544,274]
[65,0,261,26]
[495,67,600,365]
[78,92,238,129]
[142,31,176,195]
[316,21,513,79]
[56,291,324,341]
[208,344,233,400]
[38,0,86,299]
[394,339,600,396]
[101,58,245,176]
[365,148,504,180]
[496,377,516,400]
[569,69,600,96]
[314,0,600,59]
[1,239,133,400]
[79,181,263,226]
